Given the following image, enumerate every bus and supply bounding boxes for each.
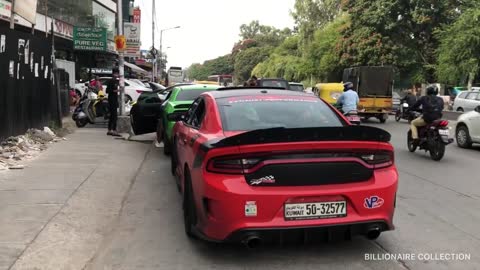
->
[167,67,184,86]
[207,75,234,87]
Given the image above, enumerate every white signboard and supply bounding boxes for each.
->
[0,0,12,18]
[124,22,140,57]
[14,0,38,24]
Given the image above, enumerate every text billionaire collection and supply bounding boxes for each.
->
[365,253,471,261]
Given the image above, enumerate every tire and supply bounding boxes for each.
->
[457,107,464,113]
[130,113,138,134]
[379,116,387,123]
[429,139,445,161]
[407,130,417,152]
[395,112,401,122]
[75,118,88,128]
[183,169,197,238]
[125,95,133,104]
[456,125,472,149]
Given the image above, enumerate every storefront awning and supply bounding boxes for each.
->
[124,61,148,75]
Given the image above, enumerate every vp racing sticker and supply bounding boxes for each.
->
[364,196,384,209]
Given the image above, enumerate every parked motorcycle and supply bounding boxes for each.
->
[395,101,415,123]
[407,111,454,161]
[344,110,361,125]
[72,84,109,128]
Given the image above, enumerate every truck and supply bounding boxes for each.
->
[342,66,394,123]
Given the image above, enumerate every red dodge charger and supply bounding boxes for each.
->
[169,88,398,247]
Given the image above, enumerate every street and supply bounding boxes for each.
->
[1,119,479,270]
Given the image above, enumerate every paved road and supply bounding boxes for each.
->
[83,119,479,270]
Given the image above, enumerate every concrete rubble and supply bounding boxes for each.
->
[0,127,65,170]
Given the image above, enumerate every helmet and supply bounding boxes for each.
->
[343,82,354,91]
[426,85,438,96]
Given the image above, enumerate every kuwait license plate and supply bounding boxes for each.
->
[284,201,347,220]
[439,129,449,136]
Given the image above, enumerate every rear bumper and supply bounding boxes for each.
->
[225,220,389,244]
[192,167,398,241]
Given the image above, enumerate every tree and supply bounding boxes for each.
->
[339,0,470,83]
[291,0,342,42]
[234,46,273,83]
[436,7,480,89]
[239,20,292,47]
[186,55,234,81]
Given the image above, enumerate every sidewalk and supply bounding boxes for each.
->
[0,128,153,270]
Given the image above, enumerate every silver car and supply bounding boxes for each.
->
[453,90,480,112]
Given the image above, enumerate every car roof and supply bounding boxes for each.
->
[207,88,314,99]
[176,84,219,91]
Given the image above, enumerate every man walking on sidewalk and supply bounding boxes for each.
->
[106,69,121,136]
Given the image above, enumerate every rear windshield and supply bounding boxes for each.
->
[217,96,344,131]
[259,80,289,89]
[289,84,304,91]
[176,89,214,101]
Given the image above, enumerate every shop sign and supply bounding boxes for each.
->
[73,27,107,51]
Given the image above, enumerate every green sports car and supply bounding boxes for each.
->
[130,84,219,155]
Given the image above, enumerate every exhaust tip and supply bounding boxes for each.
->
[242,234,263,249]
[366,225,382,240]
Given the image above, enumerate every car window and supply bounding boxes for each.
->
[217,95,344,131]
[259,80,289,89]
[289,84,304,92]
[466,92,479,100]
[185,98,200,125]
[176,89,215,101]
[187,99,206,128]
[458,92,468,99]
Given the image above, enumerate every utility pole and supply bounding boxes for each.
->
[117,0,125,115]
[9,0,15,29]
[159,30,162,81]
[152,0,156,82]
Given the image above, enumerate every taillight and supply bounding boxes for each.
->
[359,151,394,169]
[438,120,449,127]
[207,158,261,174]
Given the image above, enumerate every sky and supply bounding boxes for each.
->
[135,0,296,69]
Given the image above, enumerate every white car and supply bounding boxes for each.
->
[453,90,480,112]
[98,77,151,103]
[455,105,480,148]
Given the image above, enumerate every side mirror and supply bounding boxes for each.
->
[84,83,89,86]
[167,112,186,122]
[475,105,480,113]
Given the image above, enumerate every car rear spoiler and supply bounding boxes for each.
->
[201,126,391,151]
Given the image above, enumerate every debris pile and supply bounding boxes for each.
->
[0,127,65,170]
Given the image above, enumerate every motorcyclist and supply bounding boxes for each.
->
[401,90,417,108]
[336,82,359,114]
[410,85,444,144]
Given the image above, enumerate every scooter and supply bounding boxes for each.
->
[344,110,361,125]
[395,101,415,123]
[407,111,454,161]
[72,84,109,127]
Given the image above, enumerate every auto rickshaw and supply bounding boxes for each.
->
[342,66,394,123]
[314,83,344,105]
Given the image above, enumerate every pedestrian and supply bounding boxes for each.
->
[106,69,121,136]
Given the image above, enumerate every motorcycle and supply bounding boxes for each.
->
[407,111,454,161]
[344,110,361,125]
[395,101,415,123]
[72,84,110,128]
